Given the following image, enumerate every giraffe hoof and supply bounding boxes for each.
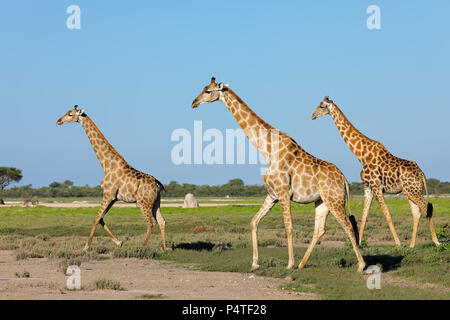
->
[297,264,305,270]
[115,241,123,247]
[251,264,260,271]
[83,245,89,252]
[357,264,366,274]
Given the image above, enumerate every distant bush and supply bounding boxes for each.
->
[2,178,449,198]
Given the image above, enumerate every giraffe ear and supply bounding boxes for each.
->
[80,109,85,114]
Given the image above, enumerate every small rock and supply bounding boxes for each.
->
[284,276,294,282]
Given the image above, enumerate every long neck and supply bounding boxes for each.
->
[328,105,373,163]
[79,115,126,172]
[220,89,278,159]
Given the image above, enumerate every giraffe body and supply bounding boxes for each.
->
[192,78,365,272]
[312,97,440,247]
[56,106,167,251]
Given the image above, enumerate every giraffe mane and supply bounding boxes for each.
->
[85,116,126,162]
[226,88,274,130]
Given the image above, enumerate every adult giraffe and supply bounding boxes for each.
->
[312,96,440,248]
[56,106,167,251]
[192,78,365,272]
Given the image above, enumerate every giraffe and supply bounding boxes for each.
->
[192,78,366,272]
[312,96,440,248]
[56,105,167,252]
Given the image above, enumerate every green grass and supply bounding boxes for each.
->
[0,199,449,299]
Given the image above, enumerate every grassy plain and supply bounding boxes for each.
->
[0,199,449,299]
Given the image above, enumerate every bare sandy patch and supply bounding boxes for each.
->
[0,250,315,300]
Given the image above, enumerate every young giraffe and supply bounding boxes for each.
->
[192,78,366,272]
[56,106,167,252]
[312,97,440,248]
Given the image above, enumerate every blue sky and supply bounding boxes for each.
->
[1,1,449,188]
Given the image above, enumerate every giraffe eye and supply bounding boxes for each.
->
[205,90,211,94]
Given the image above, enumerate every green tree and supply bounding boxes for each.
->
[226,178,245,187]
[63,180,74,188]
[49,181,61,188]
[0,167,23,204]
[0,167,23,190]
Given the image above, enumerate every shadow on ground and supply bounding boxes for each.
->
[171,241,232,252]
[172,241,216,251]
[363,254,404,272]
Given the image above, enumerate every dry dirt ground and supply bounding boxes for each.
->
[0,250,314,300]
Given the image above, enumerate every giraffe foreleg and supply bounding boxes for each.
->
[98,218,122,247]
[250,195,277,270]
[83,197,116,251]
[373,189,401,246]
[278,195,294,269]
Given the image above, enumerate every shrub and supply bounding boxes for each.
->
[92,278,125,291]
[14,270,30,278]
[58,258,82,274]
[137,294,165,299]
[112,246,161,259]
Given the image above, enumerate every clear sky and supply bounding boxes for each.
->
[1,1,449,188]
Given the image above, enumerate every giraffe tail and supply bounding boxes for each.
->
[422,174,433,219]
[155,178,166,192]
[345,179,360,244]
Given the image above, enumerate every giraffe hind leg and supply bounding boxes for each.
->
[407,199,421,248]
[153,193,167,251]
[359,185,373,245]
[137,198,157,247]
[298,200,328,270]
[331,206,366,273]
[406,194,440,247]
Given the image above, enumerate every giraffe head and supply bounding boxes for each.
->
[312,96,334,120]
[56,105,85,125]
[192,77,229,108]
